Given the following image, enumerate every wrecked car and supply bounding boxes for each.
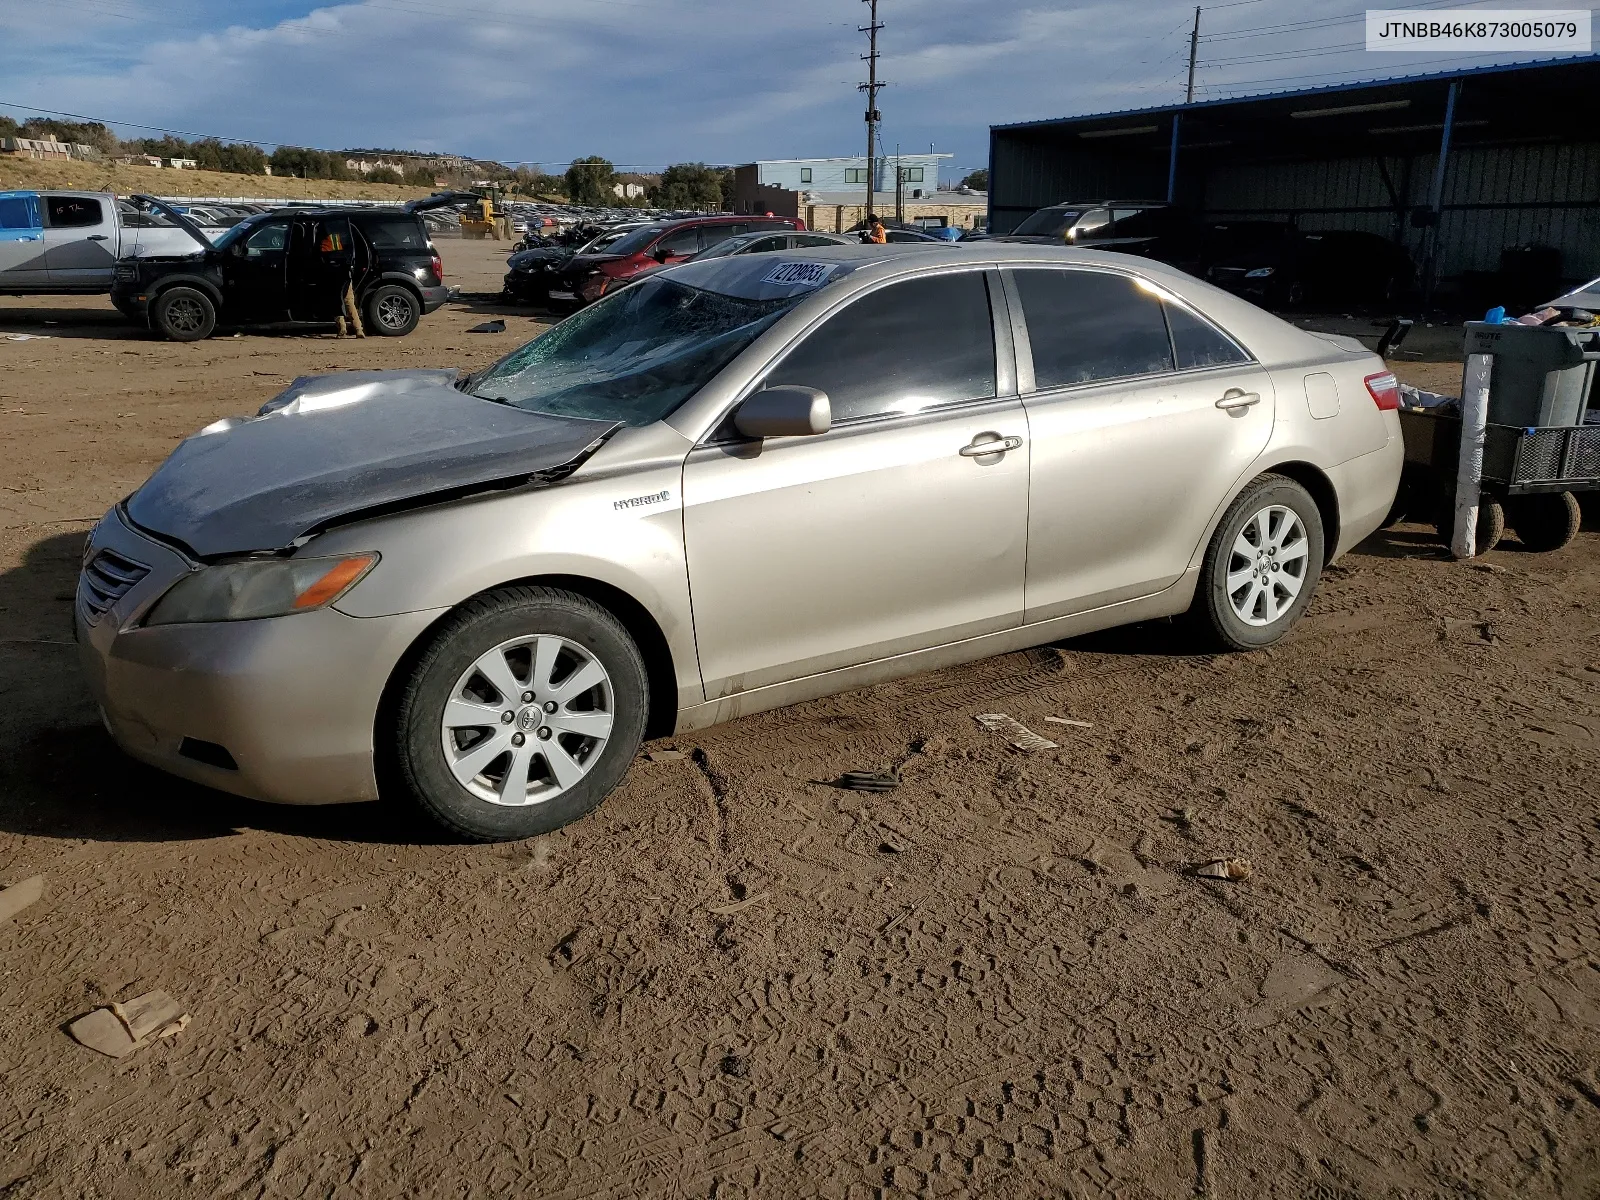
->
[501,221,651,304]
[78,244,1401,841]
[109,194,465,341]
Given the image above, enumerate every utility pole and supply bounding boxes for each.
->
[1186,6,1201,104]
[859,0,883,225]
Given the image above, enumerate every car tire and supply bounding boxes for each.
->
[392,586,648,842]
[1190,474,1325,651]
[1507,490,1581,552]
[365,285,420,336]
[151,286,216,342]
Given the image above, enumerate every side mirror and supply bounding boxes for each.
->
[653,245,673,263]
[734,386,831,438]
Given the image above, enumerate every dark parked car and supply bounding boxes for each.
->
[552,214,805,306]
[998,201,1200,267]
[1207,229,1416,308]
[111,194,462,341]
[502,222,651,304]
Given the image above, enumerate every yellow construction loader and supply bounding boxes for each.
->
[459,182,511,240]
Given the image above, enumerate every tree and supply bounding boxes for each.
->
[367,165,402,185]
[564,156,616,207]
[651,162,726,211]
[961,169,988,191]
[269,146,352,181]
[404,163,440,187]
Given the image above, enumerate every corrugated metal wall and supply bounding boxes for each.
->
[992,129,1600,283]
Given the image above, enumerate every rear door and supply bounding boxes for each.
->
[41,194,117,287]
[1009,266,1275,622]
[287,216,355,322]
[0,191,47,287]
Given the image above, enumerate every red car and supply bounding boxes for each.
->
[553,214,805,305]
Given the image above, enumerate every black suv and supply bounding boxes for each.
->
[998,201,1200,269]
[112,194,461,341]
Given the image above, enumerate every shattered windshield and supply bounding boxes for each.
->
[467,275,803,425]
[1012,207,1081,237]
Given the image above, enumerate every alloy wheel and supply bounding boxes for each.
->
[167,296,206,333]
[377,295,412,330]
[440,634,614,806]
[1225,504,1309,626]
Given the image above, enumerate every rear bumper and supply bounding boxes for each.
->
[419,284,449,313]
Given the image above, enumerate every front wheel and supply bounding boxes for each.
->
[391,587,648,842]
[365,285,420,336]
[151,286,216,341]
[1191,474,1325,651]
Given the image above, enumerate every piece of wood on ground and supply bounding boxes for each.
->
[1044,716,1093,728]
[0,875,43,924]
[69,989,189,1058]
[973,713,1058,753]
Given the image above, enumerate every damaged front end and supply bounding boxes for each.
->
[124,370,618,558]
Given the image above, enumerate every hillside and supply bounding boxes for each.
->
[0,156,436,202]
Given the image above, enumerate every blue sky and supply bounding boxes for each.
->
[0,0,1574,183]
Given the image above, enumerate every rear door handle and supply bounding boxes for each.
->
[87,234,109,241]
[959,434,1024,457]
[1216,389,1261,411]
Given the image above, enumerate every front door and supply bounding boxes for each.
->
[224,219,292,324]
[287,216,355,322]
[1007,266,1276,622]
[0,191,47,287]
[682,268,1029,699]
[41,194,117,287]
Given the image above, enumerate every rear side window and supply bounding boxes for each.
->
[763,271,996,423]
[0,195,39,230]
[46,196,103,228]
[698,223,747,251]
[1165,302,1250,369]
[360,215,427,251]
[1012,269,1173,388]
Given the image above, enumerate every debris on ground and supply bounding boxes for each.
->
[68,990,190,1058]
[836,771,899,792]
[0,875,43,924]
[973,713,1058,752]
[643,749,684,762]
[3,333,52,342]
[468,320,507,333]
[1195,858,1253,881]
[1044,716,1093,728]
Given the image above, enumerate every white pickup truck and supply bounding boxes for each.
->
[0,189,222,295]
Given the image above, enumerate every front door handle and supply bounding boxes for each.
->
[1216,388,1261,411]
[959,433,1024,457]
[87,234,109,241]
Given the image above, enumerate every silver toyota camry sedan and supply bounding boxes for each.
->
[77,244,1402,840]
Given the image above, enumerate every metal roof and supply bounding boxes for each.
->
[992,53,1600,132]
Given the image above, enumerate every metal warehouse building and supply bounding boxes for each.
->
[988,56,1600,301]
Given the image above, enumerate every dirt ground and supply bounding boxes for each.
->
[2,241,1599,1198]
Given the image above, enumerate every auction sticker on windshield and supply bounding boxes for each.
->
[760,261,837,287]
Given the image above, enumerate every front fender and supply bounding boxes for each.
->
[148,273,225,309]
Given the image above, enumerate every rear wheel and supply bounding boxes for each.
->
[1433,497,1504,554]
[392,587,648,842]
[1191,474,1325,651]
[365,284,420,336]
[1508,491,1581,552]
[151,286,216,341]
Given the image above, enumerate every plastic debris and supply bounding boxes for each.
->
[973,713,1058,753]
[0,875,43,924]
[1044,716,1093,729]
[1195,858,1253,881]
[3,333,52,342]
[68,990,189,1058]
[837,770,899,792]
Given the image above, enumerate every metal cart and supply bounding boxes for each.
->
[1395,410,1597,551]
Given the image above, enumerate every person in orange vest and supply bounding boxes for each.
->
[867,214,887,244]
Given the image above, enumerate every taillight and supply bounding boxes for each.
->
[430,253,443,283]
[1364,370,1400,411]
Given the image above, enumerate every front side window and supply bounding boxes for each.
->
[45,196,103,228]
[244,222,289,256]
[1011,207,1080,238]
[467,275,803,426]
[763,271,996,424]
[657,226,702,257]
[1012,269,1173,388]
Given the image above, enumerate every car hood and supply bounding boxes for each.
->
[507,246,571,270]
[563,253,625,273]
[125,370,618,558]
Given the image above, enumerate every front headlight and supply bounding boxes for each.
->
[1244,267,1275,279]
[144,554,377,626]
[114,264,138,282]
